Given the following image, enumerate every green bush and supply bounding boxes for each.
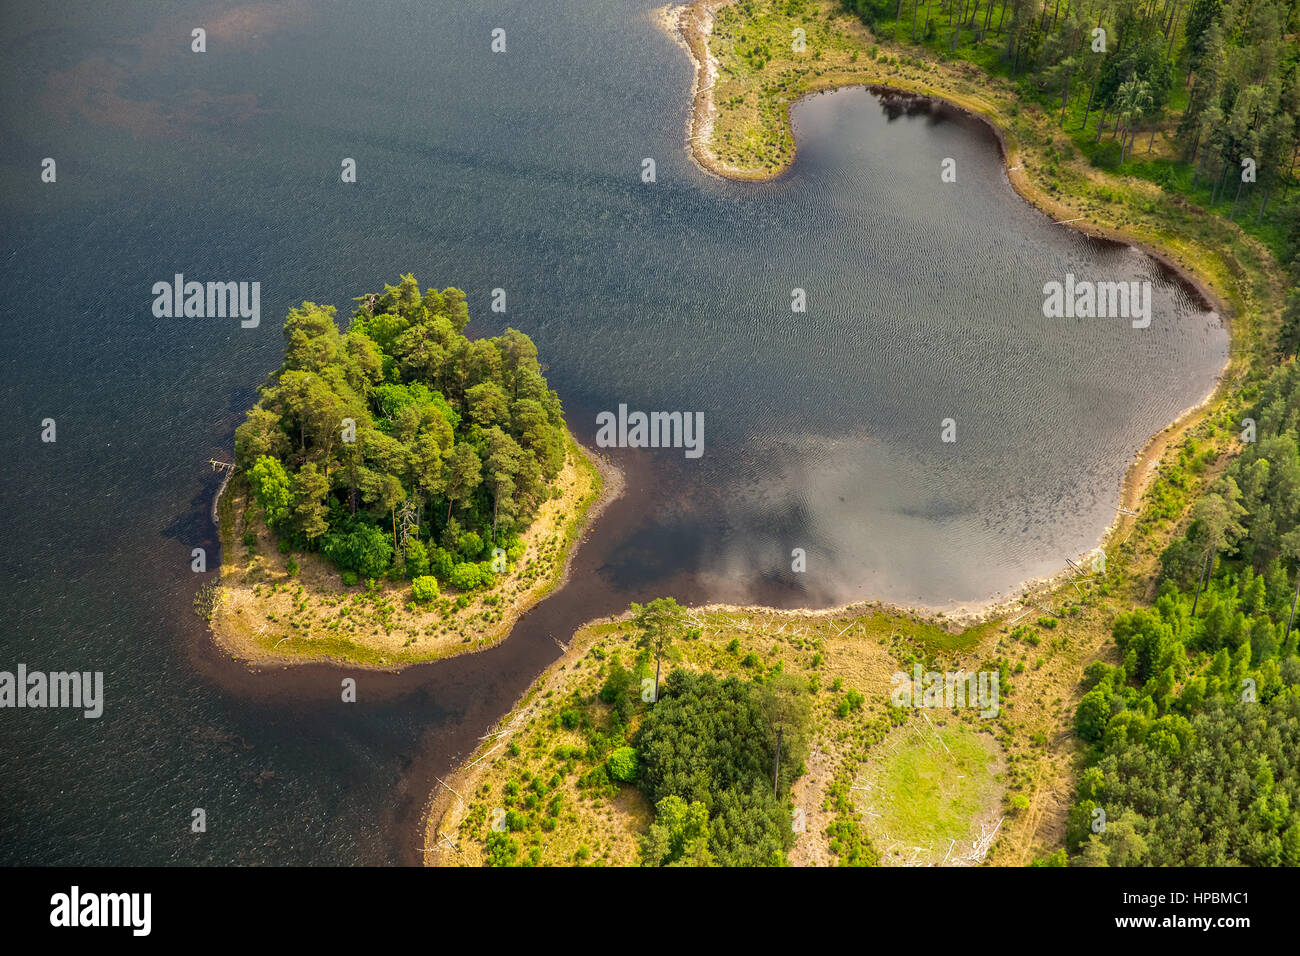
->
[1075,686,1112,742]
[607,746,639,782]
[430,546,456,581]
[599,662,637,726]
[404,539,430,578]
[411,575,440,603]
[449,561,482,591]
[457,531,484,560]
[341,570,358,587]
[321,523,393,579]
[485,831,518,867]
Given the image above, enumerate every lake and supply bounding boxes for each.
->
[0,0,1226,864]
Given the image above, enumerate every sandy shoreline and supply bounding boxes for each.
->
[207,436,624,671]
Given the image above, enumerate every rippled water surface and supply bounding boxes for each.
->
[0,0,1225,864]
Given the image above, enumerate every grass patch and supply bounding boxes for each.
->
[858,721,1004,865]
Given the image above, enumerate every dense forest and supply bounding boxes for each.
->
[839,0,1300,348]
[1063,363,1300,865]
[232,275,569,591]
[633,668,811,865]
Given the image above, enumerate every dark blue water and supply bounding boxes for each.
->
[0,0,1225,864]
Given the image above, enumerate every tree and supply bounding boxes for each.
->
[289,462,330,543]
[235,407,290,464]
[641,795,713,867]
[247,455,292,529]
[607,746,639,782]
[760,673,812,796]
[1282,530,1300,644]
[321,523,393,579]
[1076,684,1113,741]
[633,669,800,865]
[441,443,482,525]
[633,597,686,703]
[282,302,342,374]
[482,427,523,540]
[1190,483,1246,614]
[1115,75,1153,162]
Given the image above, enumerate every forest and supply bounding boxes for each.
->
[1064,362,1300,865]
[838,0,1300,348]
[232,275,570,591]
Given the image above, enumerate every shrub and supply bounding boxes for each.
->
[321,523,393,579]
[599,662,637,726]
[449,561,482,591]
[285,555,299,577]
[404,539,430,578]
[607,746,639,782]
[430,547,456,581]
[1076,686,1113,742]
[457,531,483,560]
[341,571,358,587]
[485,832,518,867]
[578,763,615,797]
[1082,661,1112,690]
[411,575,440,603]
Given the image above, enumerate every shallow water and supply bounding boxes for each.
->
[0,0,1225,864]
